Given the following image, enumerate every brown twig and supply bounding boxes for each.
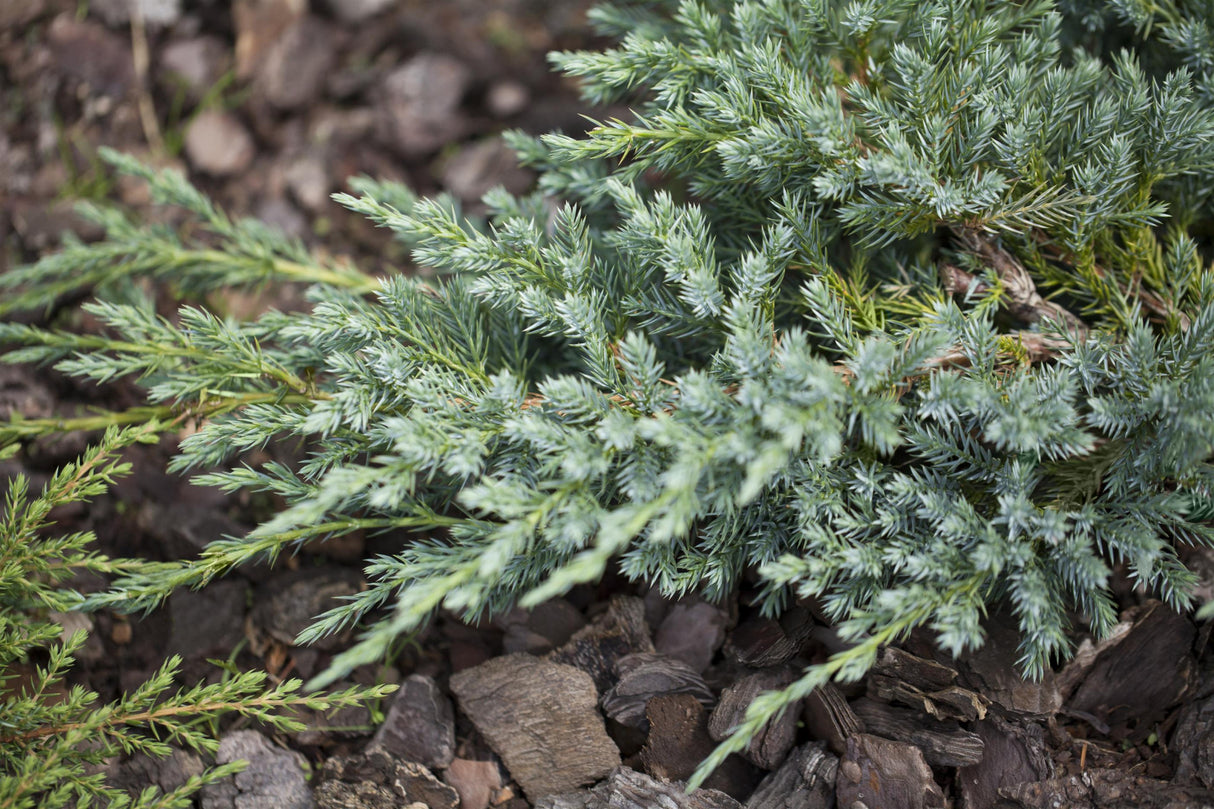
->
[944,228,1089,340]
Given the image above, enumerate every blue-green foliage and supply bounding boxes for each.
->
[5,0,1214,786]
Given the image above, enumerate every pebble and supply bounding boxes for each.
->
[248,566,363,651]
[160,36,230,99]
[256,16,336,110]
[371,673,456,770]
[320,0,397,22]
[440,138,534,204]
[444,757,503,809]
[487,80,531,118]
[378,52,471,158]
[200,730,312,809]
[284,154,331,211]
[184,110,255,176]
[89,0,182,27]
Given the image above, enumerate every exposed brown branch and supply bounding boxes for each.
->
[944,228,1089,340]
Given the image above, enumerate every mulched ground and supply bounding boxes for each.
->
[4,3,1214,808]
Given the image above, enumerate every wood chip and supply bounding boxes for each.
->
[803,683,862,756]
[1067,601,1196,737]
[835,733,944,809]
[708,668,800,770]
[450,654,621,802]
[957,714,1051,809]
[535,766,743,809]
[641,693,758,800]
[870,647,988,722]
[745,742,838,809]
[852,698,982,768]
[548,596,654,694]
[601,652,715,732]
[724,608,814,667]
[999,769,1214,809]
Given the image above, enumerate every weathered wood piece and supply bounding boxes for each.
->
[656,599,730,673]
[548,596,654,694]
[1000,769,1214,809]
[201,730,312,809]
[1170,692,1214,789]
[957,714,1051,809]
[959,620,1061,716]
[870,647,988,722]
[535,767,743,809]
[708,668,799,770]
[641,692,759,800]
[835,733,944,809]
[601,652,715,732]
[314,744,458,809]
[724,608,813,667]
[449,654,621,802]
[1068,601,1196,735]
[371,673,455,770]
[746,742,838,809]
[852,698,984,768]
[803,683,862,755]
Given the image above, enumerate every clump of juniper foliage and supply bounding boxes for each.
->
[0,424,392,808]
[4,0,1214,787]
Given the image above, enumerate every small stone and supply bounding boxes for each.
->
[49,612,105,664]
[47,14,134,98]
[256,16,336,110]
[284,155,332,212]
[254,197,308,241]
[160,36,231,99]
[377,52,471,158]
[441,138,534,204]
[185,111,255,176]
[450,654,621,802]
[233,0,307,79]
[107,748,207,799]
[655,600,730,674]
[371,674,455,770]
[200,730,312,809]
[89,0,182,27]
[320,0,396,22]
[444,758,502,809]
[487,80,530,118]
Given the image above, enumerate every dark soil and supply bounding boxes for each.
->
[4,3,1214,808]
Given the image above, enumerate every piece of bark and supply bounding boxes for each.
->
[548,596,654,694]
[449,654,621,802]
[708,668,799,770]
[1056,619,1135,702]
[371,673,455,770]
[835,733,944,809]
[1170,692,1214,789]
[745,742,838,809]
[535,767,742,809]
[957,714,1051,809]
[803,684,862,756]
[656,600,730,673]
[315,744,458,809]
[1068,601,1195,736]
[641,693,759,800]
[602,652,715,732]
[959,619,1061,716]
[1000,769,1214,809]
[853,698,984,768]
[725,608,814,667]
[869,647,989,722]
